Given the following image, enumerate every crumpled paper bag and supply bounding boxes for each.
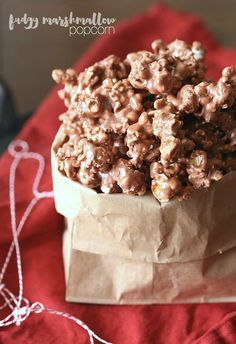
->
[52,126,236,304]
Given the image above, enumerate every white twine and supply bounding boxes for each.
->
[0,139,111,344]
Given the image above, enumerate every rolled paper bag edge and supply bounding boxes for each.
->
[51,125,236,264]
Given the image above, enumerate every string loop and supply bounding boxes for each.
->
[8,140,29,158]
[0,140,111,344]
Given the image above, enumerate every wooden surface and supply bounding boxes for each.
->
[0,0,236,114]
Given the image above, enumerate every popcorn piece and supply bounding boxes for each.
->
[127,39,205,95]
[77,55,128,92]
[168,84,199,113]
[194,80,234,122]
[151,173,182,203]
[151,39,205,62]
[127,51,181,94]
[160,136,182,164]
[57,137,115,188]
[187,150,223,189]
[101,159,146,195]
[52,68,78,107]
[152,98,182,139]
[126,112,160,167]
[100,79,144,134]
[152,39,205,84]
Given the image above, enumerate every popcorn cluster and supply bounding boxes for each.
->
[53,39,236,202]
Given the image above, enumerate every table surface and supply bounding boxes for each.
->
[0,0,236,114]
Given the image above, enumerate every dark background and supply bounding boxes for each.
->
[0,0,236,115]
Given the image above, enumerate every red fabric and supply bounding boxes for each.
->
[1,4,236,343]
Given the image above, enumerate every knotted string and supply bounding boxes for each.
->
[0,140,111,344]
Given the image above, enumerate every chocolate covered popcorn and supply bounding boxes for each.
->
[53,39,236,202]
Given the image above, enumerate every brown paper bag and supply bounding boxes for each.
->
[52,126,236,304]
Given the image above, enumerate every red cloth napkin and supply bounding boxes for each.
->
[1,4,236,343]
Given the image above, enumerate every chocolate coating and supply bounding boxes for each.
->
[53,39,236,202]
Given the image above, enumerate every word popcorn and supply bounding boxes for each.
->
[9,12,116,36]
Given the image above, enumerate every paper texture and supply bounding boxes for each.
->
[64,222,236,304]
[52,126,236,304]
